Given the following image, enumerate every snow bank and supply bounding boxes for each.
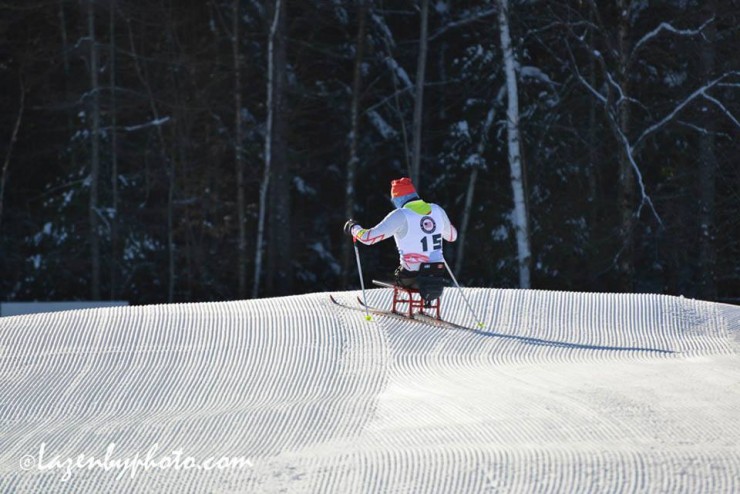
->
[0,289,738,492]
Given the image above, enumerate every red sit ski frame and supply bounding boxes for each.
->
[372,280,441,319]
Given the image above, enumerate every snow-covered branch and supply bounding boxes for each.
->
[582,72,664,224]
[571,55,661,225]
[702,93,740,129]
[370,13,395,49]
[575,69,738,226]
[632,72,737,152]
[631,18,714,59]
[602,65,628,106]
[428,7,497,41]
[574,62,737,225]
[569,49,607,105]
[384,55,413,89]
[123,117,171,132]
[93,206,111,231]
[589,50,643,110]
[611,118,662,225]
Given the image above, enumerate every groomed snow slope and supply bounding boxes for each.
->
[1,288,739,493]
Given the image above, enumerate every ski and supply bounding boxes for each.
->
[355,297,474,331]
[329,294,478,331]
[329,294,434,326]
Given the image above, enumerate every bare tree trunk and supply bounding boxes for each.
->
[585,4,599,289]
[266,0,291,296]
[233,0,248,298]
[109,1,119,300]
[615,0,635,292]
[342,0,368,289]
[410,0,429,187]
[0,76,24,235]
[698,0,717,300]
[497,0,531,288]
[253,0,283,298]
[456,106,495,275]
[455,168,477,275]
[127,16,174,301]
[163,4,180,302]
[379,33,412,178]
[87,0,101,300]
[58,1,70,75]
[167,165,176,301]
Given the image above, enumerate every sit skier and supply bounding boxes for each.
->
[343,177,458,303]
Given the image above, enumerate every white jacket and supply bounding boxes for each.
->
[352,200,457,271]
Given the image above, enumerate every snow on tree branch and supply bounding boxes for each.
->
[612,119,662,225]
[570,61,661,225]
[569,50,607,104]
[384,56,413,89]
[586,49,645,110]
[702,93,740,129]
[370,13,395,49]
[573,68,739,227]
[676,120,730,138]
[428,7,497,41]
[632,72,739,152]
[631,18,714,59]
[124,117,171,132]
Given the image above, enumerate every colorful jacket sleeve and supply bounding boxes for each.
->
[351,209,407,245]
[439,207,458,242]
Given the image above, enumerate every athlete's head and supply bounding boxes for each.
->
[390,177,420,208]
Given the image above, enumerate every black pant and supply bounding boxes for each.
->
[394,266,418,289]
[396,263,447,302]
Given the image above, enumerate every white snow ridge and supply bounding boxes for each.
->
[1,288,739,493]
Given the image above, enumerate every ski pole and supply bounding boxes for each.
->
[353,238,372,321]
[443,259,484,328]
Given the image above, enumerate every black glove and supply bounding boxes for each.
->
[343,219,359,238]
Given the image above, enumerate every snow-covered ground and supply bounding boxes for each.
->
[1,288,738,493]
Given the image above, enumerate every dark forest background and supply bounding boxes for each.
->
[0,0,737,305]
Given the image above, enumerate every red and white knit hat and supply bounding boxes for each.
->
[390,178,419,207]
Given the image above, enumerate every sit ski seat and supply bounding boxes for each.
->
[383,262,450,319]
[416,262,448,303]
